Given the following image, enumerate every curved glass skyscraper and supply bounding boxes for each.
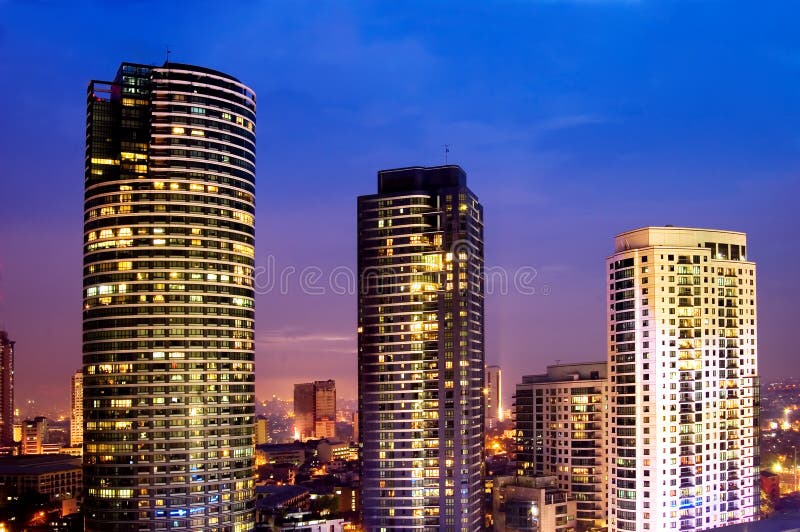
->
[83,62,256,531]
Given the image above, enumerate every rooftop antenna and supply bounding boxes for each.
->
[165,47,172,66]
[442,144,451,165]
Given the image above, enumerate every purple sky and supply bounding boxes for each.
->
[0,1,798,414]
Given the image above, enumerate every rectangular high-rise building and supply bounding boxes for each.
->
[22,416,48,455]
[70,370,83,447]
[485,365,502,430]
[83,61,256,531]
[357,165,485,531]
[0,332,14,447]
[607,227,759,531]
[314,379,337,440]
[293,380,337,440]
[514,362,608,530]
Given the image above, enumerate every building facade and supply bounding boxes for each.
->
[486,365,502,430]
[514,362,607,530]
[492,476,577,532]
[357,165,485,531]
[0,331,14,447]
[607,227,759,531]
[22,416,48,455]
[293,380,336,441]
[70,370,83,447]
[83,61,256,531]
[0,455,82,500]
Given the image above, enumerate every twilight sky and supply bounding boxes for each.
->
[0,0,798,414]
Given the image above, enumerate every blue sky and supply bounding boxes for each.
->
[0,0,798,411]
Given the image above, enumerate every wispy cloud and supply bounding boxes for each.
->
[537,113,607,132]
[257,329,352,345]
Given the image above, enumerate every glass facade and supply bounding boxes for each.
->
[83,62,256,531]
[357,166,485,531]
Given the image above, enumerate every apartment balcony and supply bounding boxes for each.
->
[680,521,696,530]
[680,478,695,488]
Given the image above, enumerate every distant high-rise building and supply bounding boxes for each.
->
[314,379,336,440]
[294,382,315,440]
[358,165,485,531]
[514,362,608,530]
[70,370,83,447]
[485,365,502,430]
[22,416,48,455]
[607,227,759,531]
[83,61,257,531]
[255,417,269,445]
[294,380,336,440]
[0,331,14,447]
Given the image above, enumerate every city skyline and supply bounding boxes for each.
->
[1,1,799,413]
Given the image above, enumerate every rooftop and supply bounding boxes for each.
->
[377,165,466,194]
[715,511,800,531]
[0,455,81,475]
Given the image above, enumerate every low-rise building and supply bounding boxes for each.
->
[269,512,348,531]
[0,454,82,500]
[256,442,309,467]
[316,440,356,463]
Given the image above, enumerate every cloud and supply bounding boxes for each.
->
[537,113,607,132]
[257,329,352,344]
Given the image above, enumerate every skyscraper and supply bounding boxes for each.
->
[606,227,758,531]
[485,364,502,430]
[83,62,256,531]
[293,380,336,441]
[357,165,485,531]
[0,331,14,447]
[70,370,83,448]
[514,362,608,530]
